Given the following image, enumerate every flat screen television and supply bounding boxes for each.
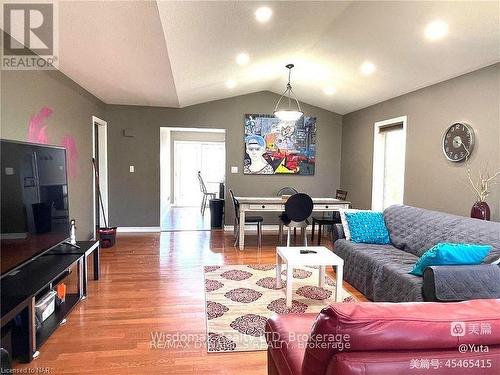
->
[1,140,70,277]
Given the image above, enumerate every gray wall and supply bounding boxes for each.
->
[105,91,343,226]
[341,63,500,221]
[1,70,105,238]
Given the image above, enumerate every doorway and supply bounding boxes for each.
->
[174,141,225,206]
[160,128,225,231]
[371,116,407,211]
[92,116,109,237]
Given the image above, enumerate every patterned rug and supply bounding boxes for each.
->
[203,264,358,352]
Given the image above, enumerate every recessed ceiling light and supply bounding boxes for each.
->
[236,53,250,66]
[360,61,376,76]
[323,86,336,95]
[255,6,273,23]
[226,80,236,89]
[425,20,449,41]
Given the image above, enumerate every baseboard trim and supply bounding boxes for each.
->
[117,227,161,233]
[117,225,320,233]
[224,225,319,232]
[224,225,322,233]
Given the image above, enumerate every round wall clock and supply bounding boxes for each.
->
[442,122,474,162]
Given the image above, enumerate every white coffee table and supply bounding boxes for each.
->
[276,246,344,307]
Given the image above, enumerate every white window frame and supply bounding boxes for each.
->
[371,115,407,211]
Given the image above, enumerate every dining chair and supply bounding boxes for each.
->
[197,171,216,215]
[279,193,314,247]
[311,189,348,245]
[277,187,298,196]
[229,189,263,249]
[277,187,298,243]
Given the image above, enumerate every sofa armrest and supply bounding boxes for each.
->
[302,300,500,375]
[423,264,500,302]
[331,223,345,243]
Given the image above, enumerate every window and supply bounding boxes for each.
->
[371,116,407,211]
[173,141,225,206]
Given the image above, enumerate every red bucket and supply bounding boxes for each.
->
[98,227,117,248]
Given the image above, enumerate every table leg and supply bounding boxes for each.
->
[27,298,35,362]
[276,253,282,288]
[239,208,245,250]
[318,224,322,246]
[319,265,325,288]
[82,256,88,297]
[77,258,85,300]
[286,264,293,308]
[335,264,344,302]
[93,245,100,280]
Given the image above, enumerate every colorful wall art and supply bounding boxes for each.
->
[244,114,316,175]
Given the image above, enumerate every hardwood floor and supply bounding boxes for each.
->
[15,231,366,374]
[161,206,211,231]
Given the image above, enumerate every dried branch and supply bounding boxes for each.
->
[466,165,482,200]
[486,171,500,182]
[465,161,500,202]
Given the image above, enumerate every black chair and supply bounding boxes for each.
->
[279,193,314,246]
[277,187,298,242]
[311,189,348,245]
[229,189,263,249]
[277,187,298,196]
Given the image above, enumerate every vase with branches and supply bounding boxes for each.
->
[466,162,500,220]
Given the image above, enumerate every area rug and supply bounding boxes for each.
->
[203,264,359,352]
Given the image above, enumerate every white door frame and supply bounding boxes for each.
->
[92,115,109,238]
[159,127,226,227]
[173,140,225,206]
[371,115,407,211]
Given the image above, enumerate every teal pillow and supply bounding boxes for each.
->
[344,211,390,244]
[409,243,491,276]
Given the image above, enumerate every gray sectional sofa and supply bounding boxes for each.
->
[333,205,500,302]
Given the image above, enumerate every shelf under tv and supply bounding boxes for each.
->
[35,293,80,349]
[0,240,99,363]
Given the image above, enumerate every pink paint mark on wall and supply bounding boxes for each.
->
[27,106,53,144]
[60,135,79,178]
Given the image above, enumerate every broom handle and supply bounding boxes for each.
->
[92,157,108,228]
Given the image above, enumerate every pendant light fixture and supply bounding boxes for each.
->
[274,64,303,121]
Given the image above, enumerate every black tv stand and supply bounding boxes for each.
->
[62,241,80,249]
[0,240,99,363]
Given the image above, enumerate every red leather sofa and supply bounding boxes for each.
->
[265,299,500,374]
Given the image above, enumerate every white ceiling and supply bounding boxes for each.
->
[58,1,500,114]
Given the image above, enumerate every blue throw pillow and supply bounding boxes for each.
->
[344,211,391,244]
[409,243,491,276]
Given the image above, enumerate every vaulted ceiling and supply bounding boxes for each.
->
[57,1,499,114]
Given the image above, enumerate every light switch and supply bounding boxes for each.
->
[231,166,238,174]
[129,166,135,173]
[5,167,14,175]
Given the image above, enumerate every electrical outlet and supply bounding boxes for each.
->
[231,166,238,174]
[129,166,135,173]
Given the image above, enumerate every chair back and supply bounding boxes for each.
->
[284,193,313,222]
[197,171,208,194]
[335,189,348,201]
[229,189,240,223]
[276,187,298,196]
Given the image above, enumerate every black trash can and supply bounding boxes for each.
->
[209,199,224,229]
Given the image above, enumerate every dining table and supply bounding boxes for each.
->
[234,196,350,250]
